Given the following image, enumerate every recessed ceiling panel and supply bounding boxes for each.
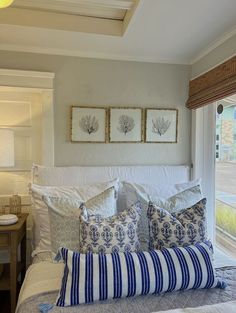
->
[1,0,139,36]
[1,0,236,64]
[13,0,135,20]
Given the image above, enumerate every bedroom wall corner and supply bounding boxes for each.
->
[191,33,236,79]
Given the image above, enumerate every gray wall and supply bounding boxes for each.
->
[0,51,191,166]
[192,34,236,78]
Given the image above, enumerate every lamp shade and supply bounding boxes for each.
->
[0,0,14,8]
[0,129,14,167]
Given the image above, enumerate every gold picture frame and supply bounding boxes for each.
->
[145,108,178,143]
[109,107,144,143]
[71,106,108,143]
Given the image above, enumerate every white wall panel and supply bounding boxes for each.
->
[0,100,31,126]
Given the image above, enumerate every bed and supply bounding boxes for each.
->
[16,165,236,313]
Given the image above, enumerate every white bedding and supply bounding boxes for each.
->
[155,301,236,313]
[18,164,234,313]
[17,262,63,312]
[30,164,191,255]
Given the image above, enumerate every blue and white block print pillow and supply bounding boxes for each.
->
[39,241,225,311]
[79,203,141,253]
[147,198,207,250]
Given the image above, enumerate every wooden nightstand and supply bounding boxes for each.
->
[0,214,28,313]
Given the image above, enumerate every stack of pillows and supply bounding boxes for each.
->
[30,179,225,312]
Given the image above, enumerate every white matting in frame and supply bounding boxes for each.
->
[71,106,107,142]
[145,108,178,143]
[109,108,143,142]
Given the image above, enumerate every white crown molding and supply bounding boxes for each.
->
[191,26,236,65]
[0,43,191,65]
[190,53,236,80]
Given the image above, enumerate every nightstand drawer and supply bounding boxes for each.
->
[0,233,9,248]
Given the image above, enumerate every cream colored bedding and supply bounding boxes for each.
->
[16,261,63,311]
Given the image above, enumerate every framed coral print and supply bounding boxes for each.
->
[109,108,143,143]
[71,106,107,142]
[145,108,178,143]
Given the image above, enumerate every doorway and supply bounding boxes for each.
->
[215,95,236,258]
[0,69,54,264]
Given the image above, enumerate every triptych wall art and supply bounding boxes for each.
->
[71,106,178,143]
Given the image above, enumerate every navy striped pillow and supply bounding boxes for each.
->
[39,242,224,311]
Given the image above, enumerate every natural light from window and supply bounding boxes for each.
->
[215,99,236,258]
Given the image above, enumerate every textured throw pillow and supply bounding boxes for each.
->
[122,182,203,251]
[175,178,202,192]
[79,203,141,253]
[157,184,203,213]
[148,198,207,250]
[30,179,119,256]
[43,187,117,254]
[38,241,224,310]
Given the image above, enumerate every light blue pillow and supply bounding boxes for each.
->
[39,242,225,311]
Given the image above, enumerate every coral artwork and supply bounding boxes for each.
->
[117,115,135,135]
[152,117,171,136]
[79,115,99,135]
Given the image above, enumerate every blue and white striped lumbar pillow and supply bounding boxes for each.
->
[39,242,225,312]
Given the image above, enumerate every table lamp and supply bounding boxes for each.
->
[0,128,14,167]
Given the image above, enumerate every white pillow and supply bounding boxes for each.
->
[153,184,203,213]
[175,178,202,192]
[118,181,179,213]
[30,179,119,256]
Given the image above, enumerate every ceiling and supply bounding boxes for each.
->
[0,0,236,64]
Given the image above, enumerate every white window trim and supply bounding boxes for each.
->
[191,104,216,242]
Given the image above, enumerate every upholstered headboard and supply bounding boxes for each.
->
[32,164,190,186]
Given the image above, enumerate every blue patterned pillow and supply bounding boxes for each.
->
[39,242,224,311]
[79,203,141,254]
[147,198,207,250]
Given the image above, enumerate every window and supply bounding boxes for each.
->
[234,108,236,120]
[216,134,220,141]
[216,144,219,150]
[234,133,236,141]
[216,152,219,158]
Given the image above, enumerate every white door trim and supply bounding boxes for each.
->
[191,104,216,242]
[0,69,54,166]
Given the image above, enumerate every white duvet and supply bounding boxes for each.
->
[17,262,63,311]
[155,301,236,313]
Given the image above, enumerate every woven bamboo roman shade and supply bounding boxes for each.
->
[186,55,236,109]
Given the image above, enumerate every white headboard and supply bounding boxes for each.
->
[32,165,190,186]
